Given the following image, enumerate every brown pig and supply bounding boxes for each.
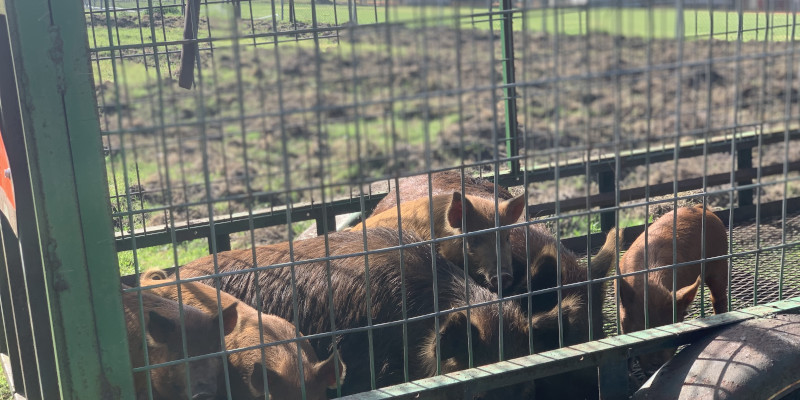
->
[177,228,539,398]
[140,269,345,400]
[615,205,729,373]
[352,190,526,292]
[371,171,618,343]
[369,171,623,399]
[122,286,238,400]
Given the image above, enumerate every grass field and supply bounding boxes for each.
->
[233,3,800,41]
[0,368,11,400]
[87,3,800,272]
[87,3,800,51]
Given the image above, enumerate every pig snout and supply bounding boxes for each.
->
[489,273,514,292]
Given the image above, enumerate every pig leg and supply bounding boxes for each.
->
[704,259,729,314]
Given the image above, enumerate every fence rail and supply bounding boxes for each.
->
[114,126,800,252]
[340,297,800,399]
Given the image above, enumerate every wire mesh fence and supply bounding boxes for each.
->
[2,0,800,398]
[90,0,800,397]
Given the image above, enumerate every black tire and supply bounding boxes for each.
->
[633,313,800,400]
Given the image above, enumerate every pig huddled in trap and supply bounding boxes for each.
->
[370,171,619,346]
[613,205,729,373]
[352,189,526,292]
[122,286,238,400]
[176,228,550,398]
[139,269,345,400]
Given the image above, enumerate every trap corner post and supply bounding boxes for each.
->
[500,0,521,177]
[2,0,136,397]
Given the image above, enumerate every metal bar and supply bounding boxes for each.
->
[232,0,241,19]
[209,233,231,253]
[598,358,628,399]
[501,127,799,187]
[339,299,800,399]
[114,127,800,252]
[528,161,799,217]
[0,218,40,399]
[0,218,25,397]
[4,0,136,397]
[178,0,201,89]
[499,0,519,175]
[0,10,56,398]
[737,147,754,207]
[115,196,383,251]
[315,211,337,236]
[598,170,615,233]
[565,196,800,256]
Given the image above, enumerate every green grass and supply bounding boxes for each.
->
[118,239,210,275]
[244,3,800,41]
[88,4,800,54]
[537,7,800,41]
[292,220,314,236]
[239,1,474,26]
[556,210,654,239]
[0,365,12,400]
[89,4,800,276]
[87,5,800,91]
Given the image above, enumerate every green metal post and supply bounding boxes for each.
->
[500,0,519,175]
[0,218,25,396]
[3,0,136,398]
[1,8,58,399]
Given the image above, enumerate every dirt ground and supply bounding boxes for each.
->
[93,15,800,244]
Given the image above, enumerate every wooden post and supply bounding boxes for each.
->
[178,0,201,89]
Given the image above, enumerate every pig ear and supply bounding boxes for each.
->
[437,311,479,363]
[316,351,346,389]
[446,192,464,229]
[500,194,526,225]
[674,275,702,311]
[141,269,168,281]
[147,310,176,344]
[220,302,239,336]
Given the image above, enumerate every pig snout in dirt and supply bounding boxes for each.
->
[615,205,729,372]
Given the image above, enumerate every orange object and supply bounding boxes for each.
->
[0,128,15,211]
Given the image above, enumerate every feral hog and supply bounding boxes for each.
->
[122,286,238,400]
[178,228,538,398]
[352,191,526,292]
[616,205,729,373]
[140,269,344,400]
[371,171,618,343]
[370,171,623,399]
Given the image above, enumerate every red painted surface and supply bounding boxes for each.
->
[0,128,14,210]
